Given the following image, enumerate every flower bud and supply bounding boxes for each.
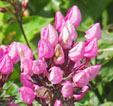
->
[0,54,13,74]
[55,11,65,32]
[73,71,89,87]
[21,73,33,88]
[61,81,73,98]
[59,26,72,49]
[68,42,85,62]
[65,6,82,28]
[38,39,54,59]
[23,0,29,9]
[84,65,101,81]
[32,59,47,75]
[0,8,6,13]
[17,43,33,60]
[8,42,20,64]
[66,20,78,41]
[73,86,89,100]
[21,58,33,75]
[54,44,64,65]
[84,38,98,58]
[19,86,35,105]
[48,66,63,84]
[41,24,58,47]
[85,23,102,41]
[8,102,20,106]
[54,99,63,106]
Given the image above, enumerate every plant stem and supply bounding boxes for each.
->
[16,17,31,49]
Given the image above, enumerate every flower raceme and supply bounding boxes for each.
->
[0,5,102,106]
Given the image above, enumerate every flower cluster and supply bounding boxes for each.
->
[0,5,102,106]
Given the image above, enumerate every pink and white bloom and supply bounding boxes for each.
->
[48,66,63,84]
[17,43,33,60]
[84,65,101,81]
[54,44,64,65]
[21,58,33,75]
[59,26,72,49]
[19,86,35,105]
[84,38,98,58]
[54,99,63,106]
[41,24,58,47]
[68,42,85,62]
[61,81,73,98]
[21,73,33,88]
[32,59,47,75]
[55,11,65,32]
[38,39,54,59]
[85,23,102,41]
[73,86,89,100]
[0,54,13,74]
[73,71,89,87]
[65,5,82,28]
[8,42,20,64]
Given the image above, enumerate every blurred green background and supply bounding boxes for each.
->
[0,0,113,106]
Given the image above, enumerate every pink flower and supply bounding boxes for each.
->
[19,86,35,105]
[21,58,33,75]
[84,65,101,81]
[41,24,58,47]
[73,71,89,87]
[0,54,13,74]
[54,44,64,65]
[48,66,63,84]
[0,48,4,59]
[59,25,72,49]
[66,20,78,41]
[73,86,89,100]
[65,5,82,28]
[21,73,33,88]
[61,81,73,98]
[38,39,54,59]
[8,42,20,64]
[68,42,85,62]
[54,99,63,106]
[84,38,98,58]
[85,23,102,41]
[55,11,65,32]
[32,59,47,75]
[17,43,33,60]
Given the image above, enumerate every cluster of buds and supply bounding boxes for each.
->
[0,0,28,14]
[0,5,102,106]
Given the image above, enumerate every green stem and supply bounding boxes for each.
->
[16,17,31,49]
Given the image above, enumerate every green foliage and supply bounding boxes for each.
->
[0,0,113,105]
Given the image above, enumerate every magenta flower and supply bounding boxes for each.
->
[0,54,13,74]
[65,6,82,28]
[84,38,98,58]
[55,11,65,33]
[19,86,35,105]
[85,23,102,41]
[41,24,58,47]
[38,39,54,59]
[61,81,73,98]
[84,65,101,81]
[68,42,85,62]
[54,99,63,106]
[32,59,47,75]
[48,66,63,84]
[73,70,89,87]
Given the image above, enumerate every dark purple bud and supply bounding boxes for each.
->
[0,8,6,13]
[23,0,28,9]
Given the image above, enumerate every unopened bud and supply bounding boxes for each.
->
[0,8,6,13]
[23,0,29,9]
